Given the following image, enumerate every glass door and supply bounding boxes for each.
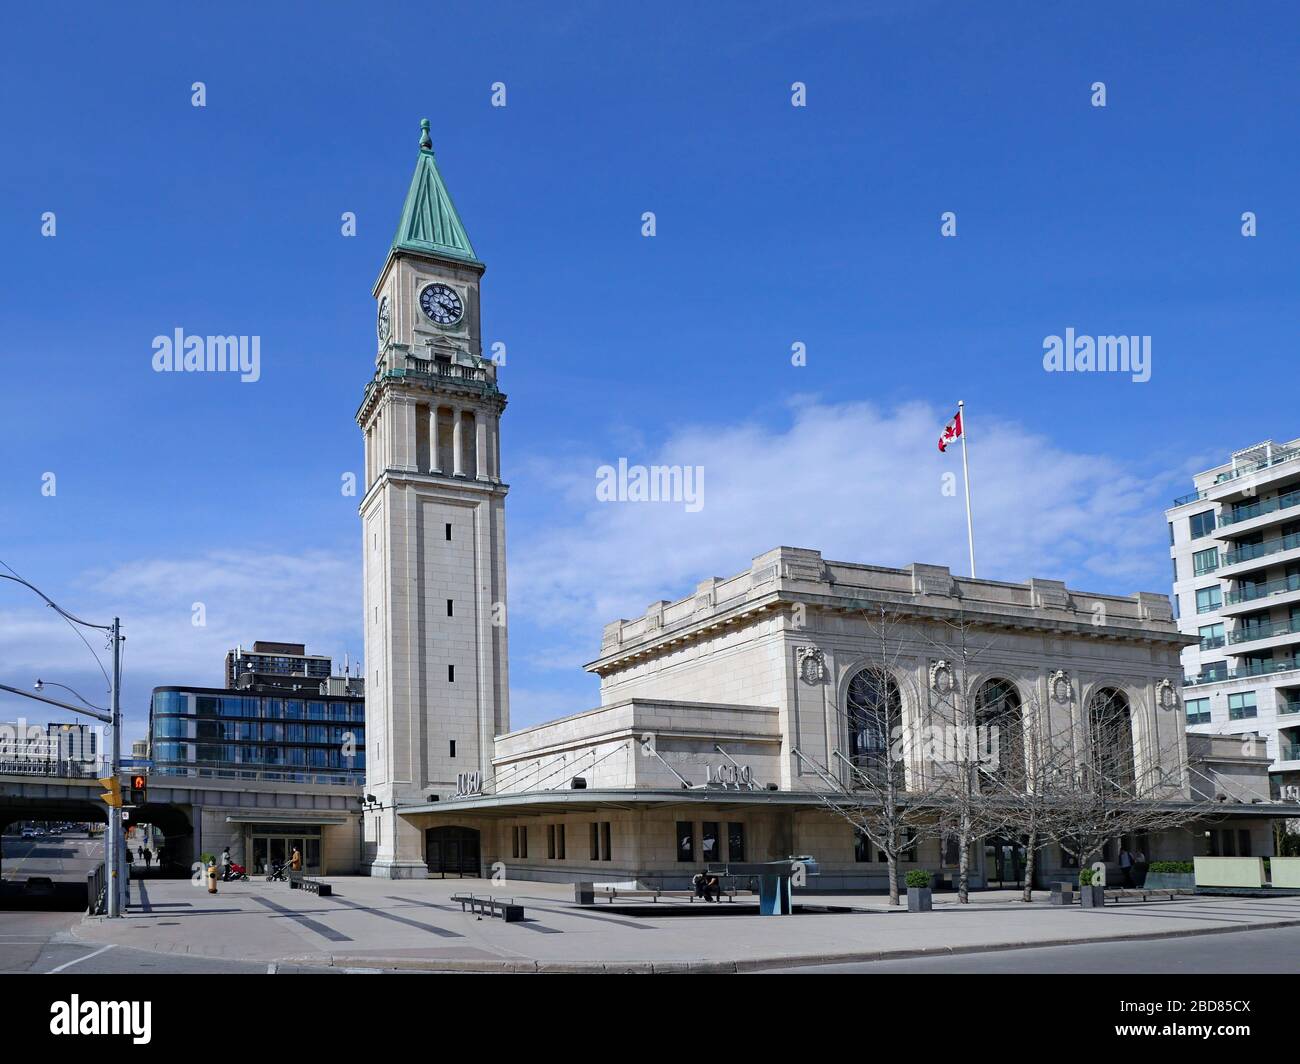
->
[984,837,1024,888]
[251,832,322,875]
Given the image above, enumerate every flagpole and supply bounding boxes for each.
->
[958,399,976,577]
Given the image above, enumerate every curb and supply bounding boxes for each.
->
[269,914,1300,974]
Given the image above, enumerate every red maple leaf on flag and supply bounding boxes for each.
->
[938,410,963,453]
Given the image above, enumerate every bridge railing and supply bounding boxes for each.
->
[152,766,361,787]
[86,865,106,915]
[0,756,108,778]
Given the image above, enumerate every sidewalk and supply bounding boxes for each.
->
[70,876,1300,973]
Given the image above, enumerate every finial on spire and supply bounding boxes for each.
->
[419,118,432,151]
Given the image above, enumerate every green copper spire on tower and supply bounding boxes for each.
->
[390,118,480,264]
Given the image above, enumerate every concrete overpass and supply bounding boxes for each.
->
[0,770,363,876]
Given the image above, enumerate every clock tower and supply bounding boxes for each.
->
[358,119,509,878]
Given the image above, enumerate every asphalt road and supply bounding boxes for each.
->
[1,833,103,883]
[768,923,1300,973]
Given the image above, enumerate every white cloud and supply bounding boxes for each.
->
[509,397,1178,680]
[0,399,1181,738]
[0,551,360,741]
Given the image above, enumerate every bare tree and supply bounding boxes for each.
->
[800,598,1221,905]
[793,604,943,906]
[913,609,1025,903]
[991,685,1068,901]
[1025,689,1217,885]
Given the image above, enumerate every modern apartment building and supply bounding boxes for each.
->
[151,641,366,788]
[1168,437,1300,797]
[224,640,334,691]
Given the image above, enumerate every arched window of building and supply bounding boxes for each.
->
[974,678,1024,790]
[1088,687,1136,793]
[846,668,903,783]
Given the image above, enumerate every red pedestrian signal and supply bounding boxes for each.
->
[129,774,147,806]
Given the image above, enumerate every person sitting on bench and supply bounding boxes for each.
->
[704,873,721,902]
[692,871,708,899]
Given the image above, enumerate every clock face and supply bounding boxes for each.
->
[419,283,464,327]
[376,296,390,345]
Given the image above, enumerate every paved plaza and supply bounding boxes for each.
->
[64,876,1300,973]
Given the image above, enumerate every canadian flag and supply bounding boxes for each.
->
[938,410,963,453]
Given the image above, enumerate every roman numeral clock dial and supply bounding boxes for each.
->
[419,282,464,327]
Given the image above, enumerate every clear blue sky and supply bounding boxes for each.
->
[1,1,1298,738]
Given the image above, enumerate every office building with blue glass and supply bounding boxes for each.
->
[148,642,366,875]
[149,686,365,786]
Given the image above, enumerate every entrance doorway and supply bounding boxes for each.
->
[250,826,322,875]
[425,826,481,877]
[983,836,1025,889]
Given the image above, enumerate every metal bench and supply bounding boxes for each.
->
[595,884,754,903]
[288,871,332,896]
[599,887,694,903]
[690,886,753,903]
[451,893,524,921]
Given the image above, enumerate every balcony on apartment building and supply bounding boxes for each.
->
[1217,486,1300,535]
[1173,441,1300,508]
[1224,615,1300,655]
[1217,530,1300,578]
[1220,572,1300,615]
[1185,653,1300,688]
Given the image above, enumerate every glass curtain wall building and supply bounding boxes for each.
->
[150,687,365,785]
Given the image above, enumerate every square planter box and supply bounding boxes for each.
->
[1049,882,1074,906]
[1143,872,1194,890]
[906,886,933,912]
[1079,884,1105,908]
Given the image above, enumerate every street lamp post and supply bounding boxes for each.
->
[0,574,125,917]
[109,616,123,916]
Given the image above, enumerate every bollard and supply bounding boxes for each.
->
[207,861,218,895]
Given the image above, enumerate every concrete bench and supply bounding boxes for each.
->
[451,893,524,922]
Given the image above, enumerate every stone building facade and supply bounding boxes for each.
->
[360,126,1288,888]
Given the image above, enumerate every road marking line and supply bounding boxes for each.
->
[47,944,116,973]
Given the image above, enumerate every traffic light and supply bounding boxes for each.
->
[129,774,147,806]
[99,776,123,808]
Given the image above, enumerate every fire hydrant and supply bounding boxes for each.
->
[206,860,218,894]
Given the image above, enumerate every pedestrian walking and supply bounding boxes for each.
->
[1119,847,1134,888]
[290,846,302,873]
